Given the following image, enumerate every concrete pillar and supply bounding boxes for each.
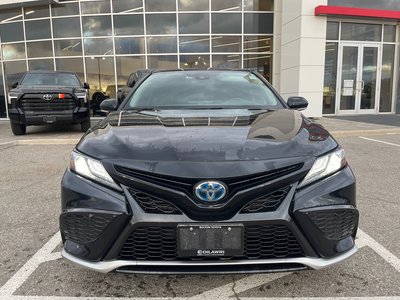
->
[279,0,327,117]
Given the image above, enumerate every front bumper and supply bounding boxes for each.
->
[60,166,358,274]
[9,107,89,125]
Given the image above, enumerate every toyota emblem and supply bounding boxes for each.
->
[43,94,52,101]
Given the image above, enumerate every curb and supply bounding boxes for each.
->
[0,139,79,150]
[330,128,400,137]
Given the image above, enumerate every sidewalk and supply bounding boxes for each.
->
[0,114,399,146]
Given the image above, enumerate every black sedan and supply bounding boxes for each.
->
[60,69,358,274]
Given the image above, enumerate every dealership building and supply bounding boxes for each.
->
[0,0,399,118]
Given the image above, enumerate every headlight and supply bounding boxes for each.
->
[298,148,346,188]
[8,92,18,104]
[75,92,87,103]
[70,151,120,190]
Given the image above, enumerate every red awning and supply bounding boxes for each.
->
[315,5,400,20]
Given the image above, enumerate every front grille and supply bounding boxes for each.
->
[120,227,177,260]
[114,163,303,199]
[240,187,291,213]
[129,189,182,215]
[119,224,304,261]
[307,209,358,240]
[60,213,115,244]
[19,94,77,112]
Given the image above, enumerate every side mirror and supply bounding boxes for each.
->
[287,97,308,110]
[83,82,90,89]
[100,98,118,113]
[11,82,18,89]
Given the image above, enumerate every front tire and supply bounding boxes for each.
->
[80,120,91,132]
[11,123,26,135]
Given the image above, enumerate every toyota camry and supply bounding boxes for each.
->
[60,69,358,274]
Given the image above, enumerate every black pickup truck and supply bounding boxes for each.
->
[8,71,91,135]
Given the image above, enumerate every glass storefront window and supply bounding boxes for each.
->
[113,15,144,35]
[112,0,143,13]
[146,14,176,35]
[84,38,113,55]
[52,17,81,38]
[27,41,53,58]
[180,36,210,53]
[25,20,51,40]
[243,54,272,82]
[54,39,83,57]
[29,59,54,70]
[56,57,85,80]
[3,61,27,91]
[145,0,176,12]
[52,3,80,17]
[243,35,273,52]
[147,36,177,54]
[81,0,111,14]
[179,13,209,34]
[326,22,339,40]
[244,13,273,34]
[211,0,241,11]
[384,25,396,43]
[178,0,209,11]
[24,6,49,19]
[212,54,241,68]
[212,36,241,52]
[244,0,274,11]
[85,57,115,96]
[0,8,22,22]
[0,23,24,43]
[2,43,26,60]
[116,56,146,84]
[82,16,112,37]
[323,43,338,114]
[211,13,241,34]
[147,55,178,69]
[341,23,382,42]
[115,37,145,54]
[180,55,210,69]
[379,45,395,112]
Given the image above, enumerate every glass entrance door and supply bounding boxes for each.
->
[337,43,380,114]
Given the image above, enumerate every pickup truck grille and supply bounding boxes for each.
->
[19,94,77,113]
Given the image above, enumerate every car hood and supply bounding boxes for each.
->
[76,109,337,178]
[11,86,85,94]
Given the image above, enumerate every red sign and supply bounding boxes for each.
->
[315,5,400,20]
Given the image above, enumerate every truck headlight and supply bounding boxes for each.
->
[70,151,120,190]
[298,148,346,188]
[8,92,18,104]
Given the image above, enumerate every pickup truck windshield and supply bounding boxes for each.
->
[20,73,81,87]
[126,71,283,110]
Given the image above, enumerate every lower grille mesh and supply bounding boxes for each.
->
[119,224,304,261]
[61,213,115,244]
[307,210,358,240]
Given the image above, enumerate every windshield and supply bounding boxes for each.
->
[125,71,283,110]
[20,73,81,87]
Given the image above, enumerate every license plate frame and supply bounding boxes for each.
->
[177,224,244,257]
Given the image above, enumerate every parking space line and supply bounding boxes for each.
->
[359,137,400,147]
[0,232,61,296]
[357,229,400,273]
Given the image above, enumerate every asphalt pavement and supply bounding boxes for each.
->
[0,116,399,299]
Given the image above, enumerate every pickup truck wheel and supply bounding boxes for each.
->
[80,120,91,132]
[11,123,26,135]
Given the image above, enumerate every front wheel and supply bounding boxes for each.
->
[80,120,91,132]
[11,123,26,135]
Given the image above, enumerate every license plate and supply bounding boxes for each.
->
[43,116,56,123]
[177,224,244,257]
